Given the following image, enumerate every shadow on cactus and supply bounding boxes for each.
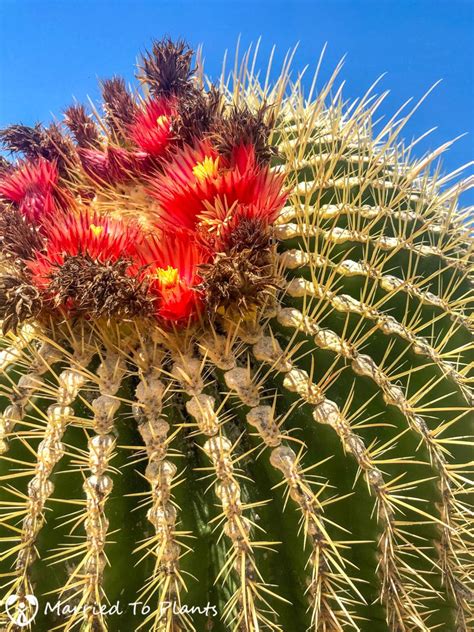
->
[0,38,472,632]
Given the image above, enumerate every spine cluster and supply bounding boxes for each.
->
[75,352,124,628]
[13,347,90,603]
[133,355,185,630]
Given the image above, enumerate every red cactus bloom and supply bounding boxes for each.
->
[27,210,141,288]
[0,158,68,224]
[137,233,209,324]
[128,97,176,157]
[78,146,148,185]
[147,141,287,234]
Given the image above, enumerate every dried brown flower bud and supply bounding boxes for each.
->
[0,205,45,261]
[211,103,277,165]
[64,104,101,148]
[100,77,137,137]
[0,274,42,334]
[139,38,195,97]
[47,255,155,319]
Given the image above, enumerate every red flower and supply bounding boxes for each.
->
[147,141,287,234]
[0,158,68,224]
[128,97,176,157]
[78,146,148,185]
[28,210,141,288]
[78,97,175,184]
[137,232,209,324]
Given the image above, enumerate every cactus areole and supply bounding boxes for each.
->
[0,38,472,632]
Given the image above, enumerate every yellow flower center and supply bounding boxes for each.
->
[192,156,220,182]
[89,224,104,237]
[156,115,169,129]
[155,266,179,289]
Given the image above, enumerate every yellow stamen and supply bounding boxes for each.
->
[192,156,220,182]
[89,224,104,237]
[156,115,169,129]
[155,266,179,289]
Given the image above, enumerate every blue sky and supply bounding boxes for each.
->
[1,0,473,204]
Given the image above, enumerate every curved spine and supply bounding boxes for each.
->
[175,351,281,632]
[280,249,473,334]
[133,346,189,632]
[0,341,62,454]
[285,276,473,403]
[216,340,362,631]
[275,221,472,273]
[276,307,473,627]
[60,351,124,631]
[246,403,362,632]
[252,333,437,630]
[203,433,281,632]
[3,346,91,625]
[0,325,36,373]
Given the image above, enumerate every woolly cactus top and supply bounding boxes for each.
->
[0,38,286,333]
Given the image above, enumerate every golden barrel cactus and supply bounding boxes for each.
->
[0,39,472,632]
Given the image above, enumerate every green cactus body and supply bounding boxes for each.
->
[0,40,472,632]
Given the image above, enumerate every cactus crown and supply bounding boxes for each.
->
[0,38,472,632]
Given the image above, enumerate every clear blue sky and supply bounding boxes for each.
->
[1,0,473,204]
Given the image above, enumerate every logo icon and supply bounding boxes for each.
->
[4,594,39,627]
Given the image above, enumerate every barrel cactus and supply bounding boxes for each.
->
[0,38,472,632]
